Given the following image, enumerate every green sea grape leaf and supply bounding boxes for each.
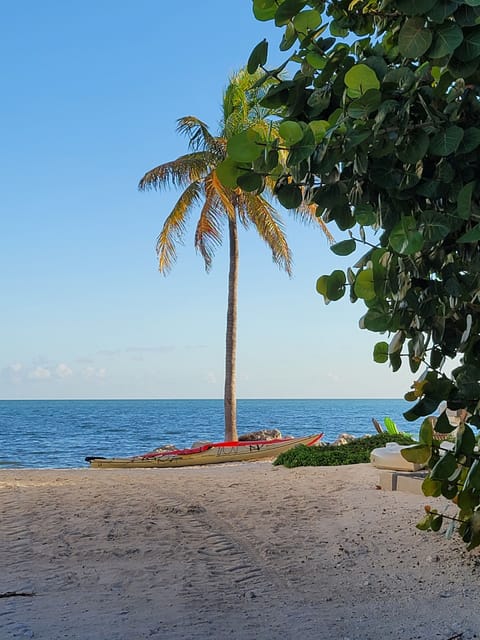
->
[330,239,356,256]
[236,172,264,192]
[419,418,434,445]
[401,443,432,463]
[427,0,459,23]
[431,514,443,531]
[404,397,441,421]
[395,0,436,15]
[326,270,347,301]
[458,128,480,154]
[422,476,442,497]
[458,224,480,243]
[429,126,464,156]
[360,308,390,332]
[416,512,434,530]
[454,27,480,60]
[279,120,304,145]
[247,39,268,73]
[344,64,380,99]
[306,52,326,69]
[454,4,480,27]
[383,66,416,90]
[373,341,389,363]
[275,0,307,26]
[448,56,479,79]
[389,351,402,372]
[287,127,316,165]
[260,80,295,109]
[347,89,381,119]
[434,411,456,434]
[355,204,376,226]
[293,9,321,34]
[398,18,433,58]
[316,270,346,302]
[457,182,476,219]
[430,452,458,480]
[275,183,303,209]
[419,211,450,243]
[227,129,262,162]
[389,217,424,255]
[316,275,328,297]
[253,0,277,20]
[354,269,376,300]
[457,488,477,510]
[280,22,297,50]
[397,130,430,164]
[441,482,458,500]
[456,423,476,456]
[308,89,331,114]
[428,23,463,58]
[308,120,330,143]
[216,158,244,189]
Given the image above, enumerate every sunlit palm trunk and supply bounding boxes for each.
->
[224,215,238,441]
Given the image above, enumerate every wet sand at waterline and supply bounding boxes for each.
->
[1,463,480,639]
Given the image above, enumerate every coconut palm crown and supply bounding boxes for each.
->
[139,68,331,441]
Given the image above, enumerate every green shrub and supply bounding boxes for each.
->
[274,433,416,468]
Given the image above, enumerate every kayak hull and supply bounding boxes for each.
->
[86,434,322,469]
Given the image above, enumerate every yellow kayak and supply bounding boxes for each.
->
[85,434,322,469]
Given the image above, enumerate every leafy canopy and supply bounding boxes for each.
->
[236,0,480,550]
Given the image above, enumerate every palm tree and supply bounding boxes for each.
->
[139,68,331,441]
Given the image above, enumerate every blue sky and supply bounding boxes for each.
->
[1,0,417,399]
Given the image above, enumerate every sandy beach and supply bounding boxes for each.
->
[1,462,480,640]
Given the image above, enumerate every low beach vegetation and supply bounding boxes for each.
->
[274,433,415,468]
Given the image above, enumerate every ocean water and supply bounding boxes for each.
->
[0,398,415,469]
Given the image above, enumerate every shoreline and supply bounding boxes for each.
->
[2,463,480,639]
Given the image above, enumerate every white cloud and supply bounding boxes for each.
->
[5,361,74,383]
[56,363,73,378]
[29,366,51,380]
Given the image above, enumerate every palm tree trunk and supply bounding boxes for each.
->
[224,215,238,441]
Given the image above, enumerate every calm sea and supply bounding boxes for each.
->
[0,398,415,469]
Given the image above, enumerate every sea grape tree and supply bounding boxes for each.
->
[220,0,480,548]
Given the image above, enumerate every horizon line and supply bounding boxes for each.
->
[0,397,408,402]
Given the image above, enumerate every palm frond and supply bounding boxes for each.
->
[239,192,293,276]
[194,191,225,272]
[187,170,236,271]
[291,202,335,244]
[209,170,236,220]
[176,116,222,155]
[138,152,214,192]
[311,213,335,244]
[222,69,278,138]
[155,181,204,274]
